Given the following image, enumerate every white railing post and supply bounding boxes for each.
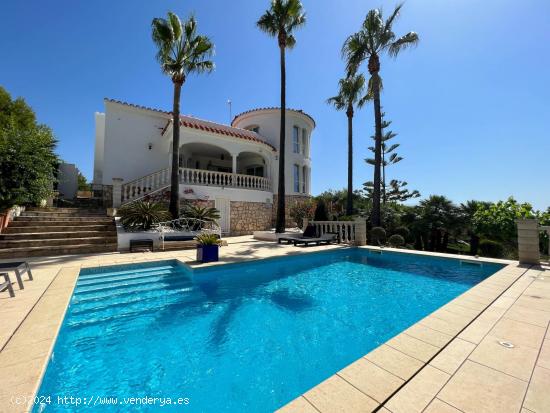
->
[112,178,124,208]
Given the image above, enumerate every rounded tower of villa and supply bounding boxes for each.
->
[232,108,315,198]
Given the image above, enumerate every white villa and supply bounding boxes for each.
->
[93,99,315,235]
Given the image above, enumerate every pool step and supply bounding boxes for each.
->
[76,268,177,288]
[74,271,187,295]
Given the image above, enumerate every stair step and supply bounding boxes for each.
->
[0,231,115,240]
[14,216,113,223]
[0,237,117,249]
[76,268,177,288]
[3,224,114,233]
[25,207,106,214]
[0,244,118,259]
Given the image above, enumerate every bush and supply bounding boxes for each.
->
[290,199,315,228]
[393,226,410,241]
[478,239,505,258]
[370,227,387,245]
[388,234,405,248]
[314,199,329,221]
[119,201,170,230]
[180,203,220,222]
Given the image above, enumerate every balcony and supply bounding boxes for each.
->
[179,168,271,191]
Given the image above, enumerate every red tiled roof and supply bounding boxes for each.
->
[231,107,316,128]
[105,98,275,151]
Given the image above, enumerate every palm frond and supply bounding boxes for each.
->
[388,32,419,57]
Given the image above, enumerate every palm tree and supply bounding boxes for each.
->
[257,0,306,233]
[327,74,366,215]
[343,3,418,226]
[151,13,215,219]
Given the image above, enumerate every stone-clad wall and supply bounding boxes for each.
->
[230,201,273,236]
[272,195,311,228]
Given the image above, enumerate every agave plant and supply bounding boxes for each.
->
[119,201,171,230]
[180,203,220,222]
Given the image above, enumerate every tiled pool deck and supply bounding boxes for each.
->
[0,236,548,413]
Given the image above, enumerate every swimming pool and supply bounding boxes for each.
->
[35,249,503,412]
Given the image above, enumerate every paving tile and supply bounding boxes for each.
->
[505,304,550,328]
[423,398,462,413]
[386,333,440,362]
[419,315,464,337]
[515,296,550,313]
[438,360,528,413]
[338,358,404,403]
[468,334,539,381]
[538,339,550,370]
[442,302,482,318]
[430,338,476,375]
[523,366,550,413]
[384,365,450,413]
[364,345,424,381]
[304,375,379,413]
[489,318,546,349]
[276,396,318,413]
[491,295,517,310]
[403,324,453,348]
[459,307,505,344]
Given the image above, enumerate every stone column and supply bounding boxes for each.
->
[231,152,238,186]
[302,218,309,232]
[516,219,540,265]
[354,217,367,246]
[112,178,124,208]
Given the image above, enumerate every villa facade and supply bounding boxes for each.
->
[93,99,315,235]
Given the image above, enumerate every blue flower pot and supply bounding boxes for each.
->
[197,245,219,263]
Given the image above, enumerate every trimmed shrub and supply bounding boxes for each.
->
[370,227,387,245]
[314,199,329,221]
[393,226,411,241]
[388,234,405,248]
[479,239,505,258]
[119,201,170,230]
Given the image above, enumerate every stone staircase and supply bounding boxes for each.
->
[0,207,117,258]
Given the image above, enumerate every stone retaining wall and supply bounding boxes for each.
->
[272,195,311,228]
[230,201,273,236]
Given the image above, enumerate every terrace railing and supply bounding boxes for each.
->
[116,167,272,206]
[306,218,367,246]
[179,167,271,191]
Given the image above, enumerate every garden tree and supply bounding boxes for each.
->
[315,188,368,218]
[77,172,90,191]
[289,198,315,228]
[343,3,418,227]
[363,180,420,203]
[0,87,58,209]
[416,195,459,252]
[327,74,366,215]
[152,13,215,219]
[472,197,536,246]
[458,200,491,255]
[257,0,306,233]
[365,114,405,203]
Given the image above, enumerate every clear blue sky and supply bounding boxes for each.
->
[2,0,549,209]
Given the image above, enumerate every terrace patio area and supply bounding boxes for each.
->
[0,237,549,413]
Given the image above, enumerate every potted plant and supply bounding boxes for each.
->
[196,233,222,263]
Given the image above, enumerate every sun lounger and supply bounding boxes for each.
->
[0,261,33,290]
[291,233,338,246]
[0,273,15,298]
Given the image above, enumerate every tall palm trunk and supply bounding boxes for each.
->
[169,81,182,219]
[346,105,353,216]
[371,75,382,227]
[382,148,386,204]
[276,43,286,233]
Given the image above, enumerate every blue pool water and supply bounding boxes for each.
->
[35,250,502,412]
